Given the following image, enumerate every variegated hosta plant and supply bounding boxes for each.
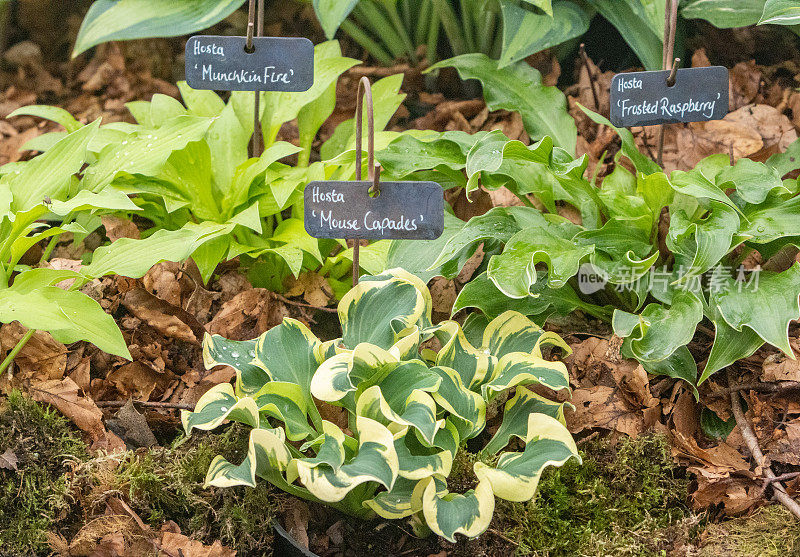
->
[181,269,579,541]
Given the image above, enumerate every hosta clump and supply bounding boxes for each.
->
[182,269,578,541]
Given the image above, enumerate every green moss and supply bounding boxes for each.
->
[0,390,89,555]
[700,506,800,557]
[495,433,697,556]
[102,423,281,553]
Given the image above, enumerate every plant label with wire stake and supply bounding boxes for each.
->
[185,36,313,92]
[304,181,444,240]
[610,66,728,128]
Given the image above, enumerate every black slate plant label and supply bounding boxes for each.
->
[304,181,444,240]
[610,66,729,128]
[185,35,313,92]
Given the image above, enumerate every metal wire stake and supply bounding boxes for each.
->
[656,0,680,167]
[249,0,265,158]
[352,77,381,287]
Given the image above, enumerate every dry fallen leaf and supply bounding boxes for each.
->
[568,385,646,438]
[762,352,800,382]
[0,448,18,471]
[0,322,67,392]
[30,377,105,440]
[285,272,333,307]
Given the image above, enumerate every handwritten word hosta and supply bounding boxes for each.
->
[304,182,444,240]
[185,36,313,92]
[610,66,729,128]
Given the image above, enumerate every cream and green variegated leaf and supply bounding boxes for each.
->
[482,352,571,399]
[181,383,259,434]
[475,414,579,502]
[286,417,399,503]
[252,382,315,441]
[364,476,421,519]
[481,311,549,359]
[357,386,440,445]
[419,474,495,543]
[254,319,324,428]
[430,366,486,441]
[205,426,291,488]
[311,343,398,408]
[296,421,347,472]
[339,268,433,350]
[484,388,572,455]
[202,335,264,396]
[394,434,454,481]
[434,321,494,390]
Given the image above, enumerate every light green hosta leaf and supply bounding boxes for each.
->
[430,207,522,270]
[485,388,571,455]
[613,290,703,364]
[760,0,800,24]
[339,268,432,350]
[8,268,83,294]
[428,54,577,153]
[202,334,265,396]
[3,120,99,212]
[148,94,189,127]
[8,105,82,132]
[207,103,249,197]
[718,158,787,205]
[669,168,743,215]
[83,115,212,191]
[0,286,130,358]
[253,382,315,441]
[73,0,248,57]
[499,0,590,68]
[205,426,291,488]
[701,304,765,384]
[585,0,663,70]
[261,41,359,145]
[576,218,658,284]
[377,131,476,179]
[420,474,495,543]
[667,202,739,281]
[740,194,800,243]
[711,263,800,356]
[181,382,259,434]
[475,413,578,502]
[681,0,765,28]
[430,366,486,441]
[287,416,399,503]
[313,0,359,38]
[177,82,226,118]
[48,188,141,216]
[82,221,232,279]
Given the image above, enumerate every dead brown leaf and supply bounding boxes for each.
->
[568,385,646,438]
[160,532,236,557]
[0,322,67,391]
[207,288,287,340]
[285,272,333,307]
[106,361,175,402]
[101,216,140,242]
[121,287,204,344]
[0,448,18,471]
[762,352,800,382]
[31,377,105,440]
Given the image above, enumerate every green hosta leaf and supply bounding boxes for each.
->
[3,120,99,212]
[434,321,494,390]
[485,388,571,455]
[205,426,292,488]
[585,0,663,70]
[201,334,265,396]
[668,202,739,281]
[740,194,800,243]
[253,382,316,441]
[499,0,590,68]
[431,365,487,440]
[701,304,765,384]
[286,417,399,502]
[181,383,259,434]
[0,286,130,358]
[365,476,422,519]
[83,115,212,191]
[311,343,398,404]
[430,207,522,270]
[420,474,495,542]
[377,131,476,180]
[681,0,765,28]
[760,0,800,24]
[339,269,432,349]
[483,351,571,398]
[718,158,787,205]
[475,413,579,502]
[428,54,577,153]
[73,0,248,57]
[613,291,703,364]
[82,221,232,279]
[8,105,82,132]
[394,435,454,481]
[711,264,800,356]
[576,218,658,284]
[313,0,359,38]
[48,188,141,216]
[481,311,554,359]
[669,167,744,215]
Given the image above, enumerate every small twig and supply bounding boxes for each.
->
[95,400,194,411]
[760,472,800,497]
[488,528,519,546]
[710,381,800,398]
[727,369,800,520]
[273,293,337,313]
[695,324,716,338]
[579,43,600,111]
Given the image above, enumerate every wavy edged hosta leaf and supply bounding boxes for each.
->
[73,0,248,57]
[482,351,571,399]
[481,310,551,359]
[357,377,441,444]
[485,388,572,455]
[420,473,495,543]
[681,0,765,28]
[427,54,577,153]
[311,343,398,405]
[202,334,264,394]
[430,366,487,441]
[286,416,399,503]
[181,382,259,435]
[253,382,316,441]
[701,304,765,384]
[204,426,291,488]
[759,0,800,25]
[434,321,494,390]
[475,413,579,502]
[340,268,433,349]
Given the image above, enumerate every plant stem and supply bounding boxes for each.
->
[341,18,393,66]
[459,0,476,52]
[426,6,441,64]
[479,4,497,55]
[381,0,417,62]
[0,328,34,377]
[415,0,432,46]
[354,2,406,60]
[432,0,467,56]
